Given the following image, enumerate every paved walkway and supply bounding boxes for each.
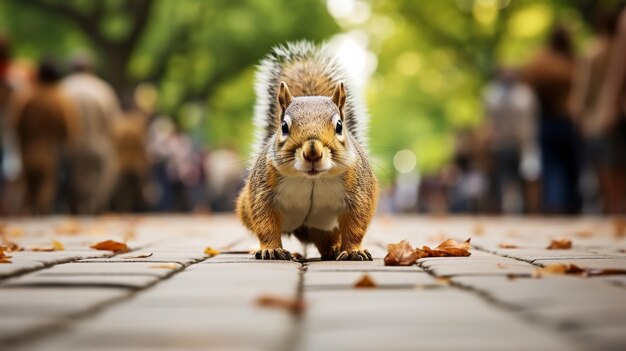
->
[1,215,625,350]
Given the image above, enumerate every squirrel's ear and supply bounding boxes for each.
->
[331,82,346,112]
[278,81,293,113]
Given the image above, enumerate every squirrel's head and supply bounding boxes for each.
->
[272,81,352,178]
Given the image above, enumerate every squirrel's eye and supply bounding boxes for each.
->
[335,119,343,135]
[281,120,289,135]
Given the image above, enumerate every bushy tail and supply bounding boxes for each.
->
[252,41,369,154]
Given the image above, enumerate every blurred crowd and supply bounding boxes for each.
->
[411,8,626,215]
[0,38,244,216]
[1,7,625,217]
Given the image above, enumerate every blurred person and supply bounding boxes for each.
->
[62,55,121,214]
[570,6,626,213]
[483,67,540,213]
[571,8,625,214]
[109,110,148,213]
[204,146,244,212]
[447,131,487,213]
[12,59,79,214]
[0,36,12,211]
[522,25,581,214]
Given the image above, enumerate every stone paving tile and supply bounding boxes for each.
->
[573,325,626,351]
[533,258,626,269]
[495,249,616,263]
[418,254,538,276]
[41,261,184,277]
[0,260,45,278]
[299,290,576,351]
[305,271,438,288]
[0,287,129,318]
[27,304,293,351]
[0,315,59,340]
[1,272,159,289]
[79,253,202,266]
[306,259,425,272]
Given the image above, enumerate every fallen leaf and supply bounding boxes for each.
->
[499,242,519,249]
[436,277,451,285]
[0,258,11,263]
[614,218,626,238]
[204,247,221,256]
[546,238,572,250]
[31,239,65,252]
[354,274,377,288]
[472,223,485,236]
[575,230,594,238]
[255,295,306,316]
[90,240,129,253]
[291,252,304,261]
[0,248,11,259]
[534,263,626,278]
[150,264,179,269]
[416,238,472,258]
[384,240,421,266]
[54,220,81,235]
[123,253,153,259]
[0,241,23,252]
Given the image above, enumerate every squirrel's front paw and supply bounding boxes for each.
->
[254,248,293,260]
[336,249,372,261]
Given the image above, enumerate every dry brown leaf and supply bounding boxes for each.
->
[1,241,23,252]
[150,263,179,269]
[354,274,377,288]
[614,218,626,238]
[204,247,221,256]
[499,242,519,249]
[534,263,626,278]
[54,220,81,235]
[384,240,421,266]
[546,238,572,250]
[31,239,65,252]
[255,295,306,316]
[575,230,594,238]
[123,253,153,259]
[416,238,472,258]
[0,258,11,263]
[472,223,485,236]
[90,240,129,253]
[0,248,11,259]
[436,277,451,285]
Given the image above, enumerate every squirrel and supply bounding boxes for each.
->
[236,41,378,261]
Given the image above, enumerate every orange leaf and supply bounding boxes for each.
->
[0,248,11,259]
[499,242,519,249]
[354,274,377,288]
[532,264,626,277]
[415,238,472,258]
[256,295,306,316]
[614,218,626,238]
[150,264,179,269]
[204,247,221,256]
[546,238,572,250]
[1,241,23,252]
[122,253,153,259]
[0,258,11,263]
[31,239,65,252]
[384,240,421,266]
[54,220,81,235]
[90,240,129,253]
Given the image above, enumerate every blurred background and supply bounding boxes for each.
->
[0,0,624,216]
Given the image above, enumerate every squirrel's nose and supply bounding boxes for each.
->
[303,140,323,162]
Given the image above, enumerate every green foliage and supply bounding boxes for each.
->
[0,0,610,181]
